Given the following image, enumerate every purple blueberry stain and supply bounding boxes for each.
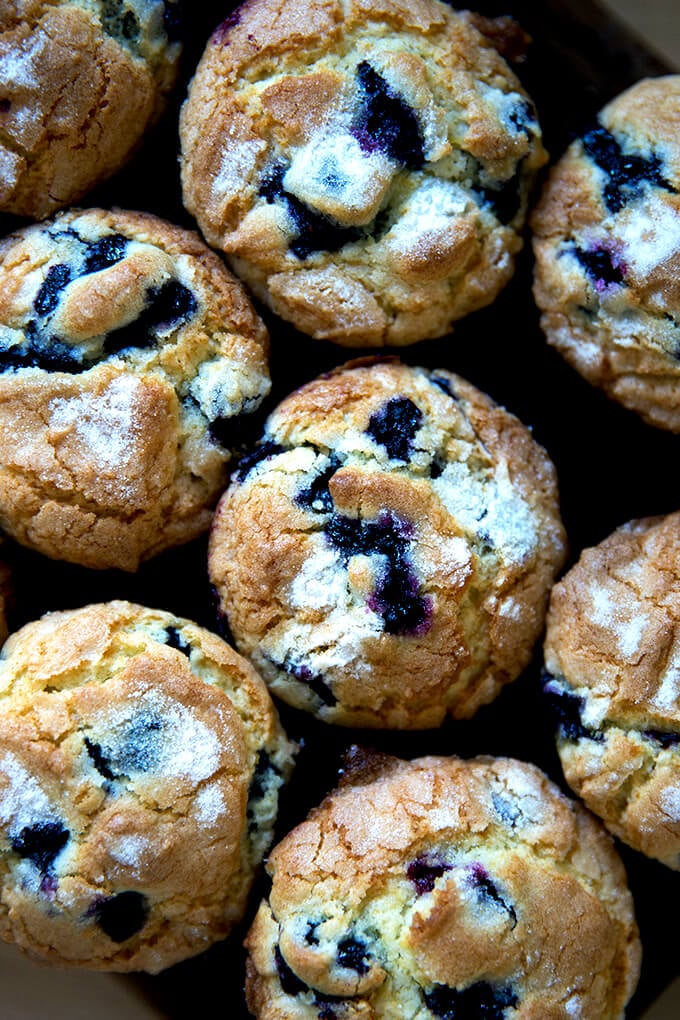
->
[542,671,602,743]
[33,264,72,317]
[467,863,517,927]
[84,735,117,782]
[295,454,342,513]
[275,944,309,997]
[325,511,431,637]
[642,729,680,749]
[366,397,423,462]
[258,162,362,258]
[407,855,453,895]
[571,242,627,291]
[233,441,285,480]
[336,935,370,975]
[9,821,69,874]
[164,626,191,658]
[582,124,677,213]
[424,981,518,1019]
[88,890,149,943]
[353,62,425,169]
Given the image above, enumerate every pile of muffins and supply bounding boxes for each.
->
[0,0,679,1017]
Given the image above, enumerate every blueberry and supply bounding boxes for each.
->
[305,921,321,946]
[642,729,680,749]
[296,454,341,512]
[582,125,677,213]
[572,244,625,290]
[429,455,447,480]
[89,890,149,943]
[102,279,196,357]
[429,375,457,400]
[326,511,431,636]
[284,661,337,708]
[83,234,128,275]
[144,280,197,330]
[424,981,518,1019]
[468,864,517,926]
[366,397,423,462]
[275,945,309,997]
[234,441,285,480]
[542,671,601,743]
[33,264,72,316]
[0,326,87,374]
[368,557,432,635]
[10,821,69,873]
[0,98,10,113]
[84,736,117,781]
[354,62,425,170]
[336,935,369,975]
[259,163,362,259]
[407,855,453,895]
[164,626,191,657]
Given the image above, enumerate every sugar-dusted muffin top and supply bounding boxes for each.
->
[180,0,547,346]
[0,600,296,972]
[544,511,680,869]
[245,749,641,1019]
[209,360,566,728]
[0,207,271,570]
[0,1,182,219]
[532,75,680,431]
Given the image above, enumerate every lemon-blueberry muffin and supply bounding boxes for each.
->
[0,207,270,570]
[180,0,547,346]
[245,749,640,1019]
[0,1,182,219]
[209,360,566,728]
[544,511,680,869]
[0,600,296,972]
[532,76,680,431]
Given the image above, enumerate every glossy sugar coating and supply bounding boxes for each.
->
[209,360,566,728]
[180,0,546,346]
[0,0,181,219]
[0,600,296,972]
[0,207,271,570]
[245,750,640,1019]
[544,512,680,869]
[532,76,680,431]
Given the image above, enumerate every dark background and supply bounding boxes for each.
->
[1,1,678,1016]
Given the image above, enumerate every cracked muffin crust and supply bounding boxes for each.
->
[0,207,271,570]
[543,512,680,869]
[208,360,566,728]
[532,76,680,432]
[0,0,182,219]
[180,0,547,346]
[245,749,641,1019]
[0,600,296,972]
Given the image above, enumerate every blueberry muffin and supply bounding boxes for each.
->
[209,360,566,728]
[543,512,680,869]
[0,1,181,219]
[245,749,641,1019]
[0,600,296,972]
[0,207,271,570]
[180,0,547,346]
[532,76,680,431]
